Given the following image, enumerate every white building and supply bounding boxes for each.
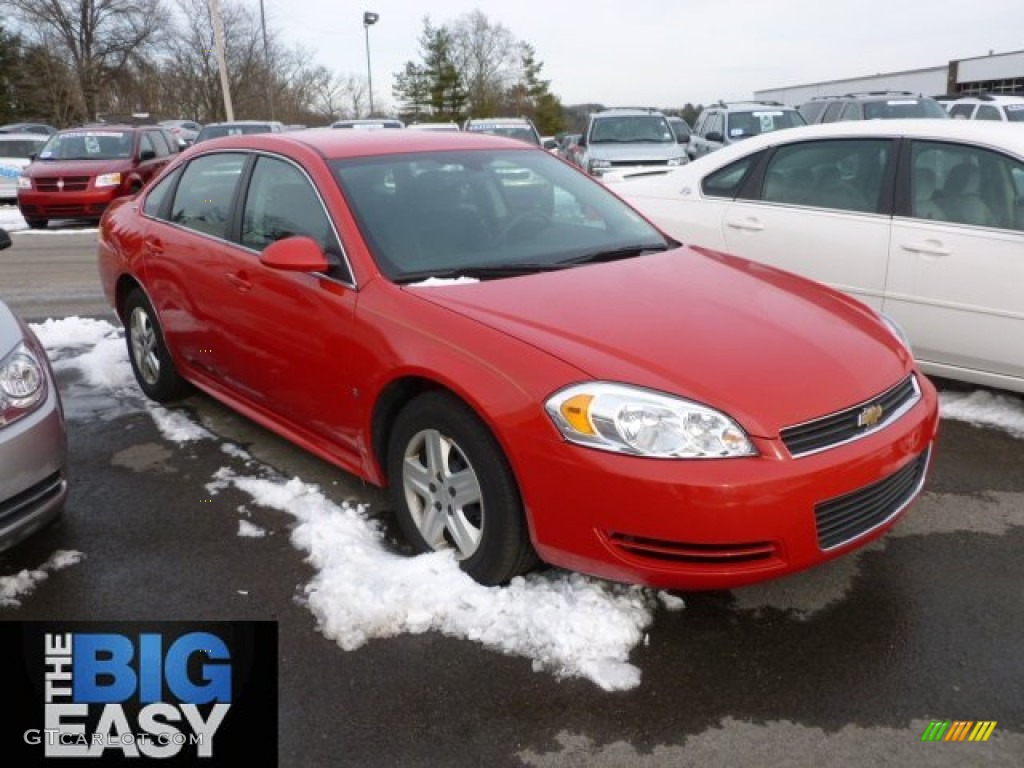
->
[755,49,1024,107]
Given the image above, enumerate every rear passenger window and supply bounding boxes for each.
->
[976,105,1001,121]
[170,153,246,238]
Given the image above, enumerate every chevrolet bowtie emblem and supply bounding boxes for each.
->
[858,404,884,428]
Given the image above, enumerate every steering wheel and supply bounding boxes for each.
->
[498,209,552,244]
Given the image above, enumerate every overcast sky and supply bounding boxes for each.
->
[259,0,1022,111]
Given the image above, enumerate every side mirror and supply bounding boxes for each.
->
[259,236,329,273]
[0,228,11,251]
[140,148,156,161]
[705,131,724,143]
[577,134,587,147]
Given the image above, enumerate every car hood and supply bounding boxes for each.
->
[588,142,686,162]
[405,248,912,437]
[25,158,133,177]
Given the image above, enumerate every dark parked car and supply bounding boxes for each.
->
[0,227,68,552]
[17,124,178,229]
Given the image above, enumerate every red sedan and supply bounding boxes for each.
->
[97,128,939,589]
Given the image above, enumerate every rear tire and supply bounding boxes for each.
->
[25,217,48,229]
[123,288,193,403]
[387,391,538,586]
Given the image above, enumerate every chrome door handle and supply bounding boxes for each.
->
[726,218,764,232]
[900,241,951,257]
[224,273,252,292]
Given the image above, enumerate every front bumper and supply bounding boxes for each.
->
[17,186,120,220]
[512,375,940,590]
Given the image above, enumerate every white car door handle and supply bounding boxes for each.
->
[900,241,951,257]
[726,218,764,232]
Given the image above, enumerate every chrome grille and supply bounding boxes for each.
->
[815,448,929,550]
[781,375,920,457]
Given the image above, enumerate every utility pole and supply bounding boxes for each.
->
[363,12,379,117]
[209,0,235,121]
[260,0,275,119]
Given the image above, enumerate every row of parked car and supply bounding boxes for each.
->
[552,91,1024,183]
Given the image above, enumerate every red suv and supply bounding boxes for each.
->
[17,124,178,229]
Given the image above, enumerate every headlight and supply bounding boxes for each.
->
[95,172,123,188]
[17,176,32,190]
[667,156,688,166]
[878,312,912,352]
[546,382,757,459]
[0,342,46,427]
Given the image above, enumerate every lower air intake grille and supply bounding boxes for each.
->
[607,533,777,564]
[815,448,929,550]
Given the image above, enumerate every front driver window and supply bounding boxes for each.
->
[241,155,343,266]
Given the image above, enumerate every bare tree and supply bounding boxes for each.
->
[449,10,516,117]
[4,0,169,122]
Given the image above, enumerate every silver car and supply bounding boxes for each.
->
[577,108,688,179]
[0,228,68,551]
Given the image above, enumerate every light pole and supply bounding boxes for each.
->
[363,11,379,117]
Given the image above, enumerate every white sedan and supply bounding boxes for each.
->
[607,119,1024,394]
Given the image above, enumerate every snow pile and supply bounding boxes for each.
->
[0,551,84,608]
[941,388,1024,439]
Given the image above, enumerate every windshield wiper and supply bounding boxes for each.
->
[395,263,572,284]
[557,243,670,266]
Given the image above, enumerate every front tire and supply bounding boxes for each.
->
[123,288,193,402]
[387,391,537,586]
[24,217,48,229]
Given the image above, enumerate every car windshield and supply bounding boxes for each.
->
[467,125,540,145]
[590,116,674,144]
[0,138,46,158]
[36,130,133,160]
[333,120,404,129]
[332,148,670,282]
[726,110,804,139]
[197,124,272,141]
[863,99,949,119]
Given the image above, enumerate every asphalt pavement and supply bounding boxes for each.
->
[1,224,1022,767]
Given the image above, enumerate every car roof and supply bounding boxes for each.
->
[0,132,49,141]
[185,126,541,159]
[944,93,1024,104]
[66,123,154,132]
[687,118,1024,165]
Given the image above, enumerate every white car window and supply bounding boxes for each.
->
[912,141,1024,231]
[761,140,889,213]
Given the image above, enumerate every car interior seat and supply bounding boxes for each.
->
[911,168,946,220]
[406,170,490,261]
[938,162,998,227]
[813,165,868,211]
